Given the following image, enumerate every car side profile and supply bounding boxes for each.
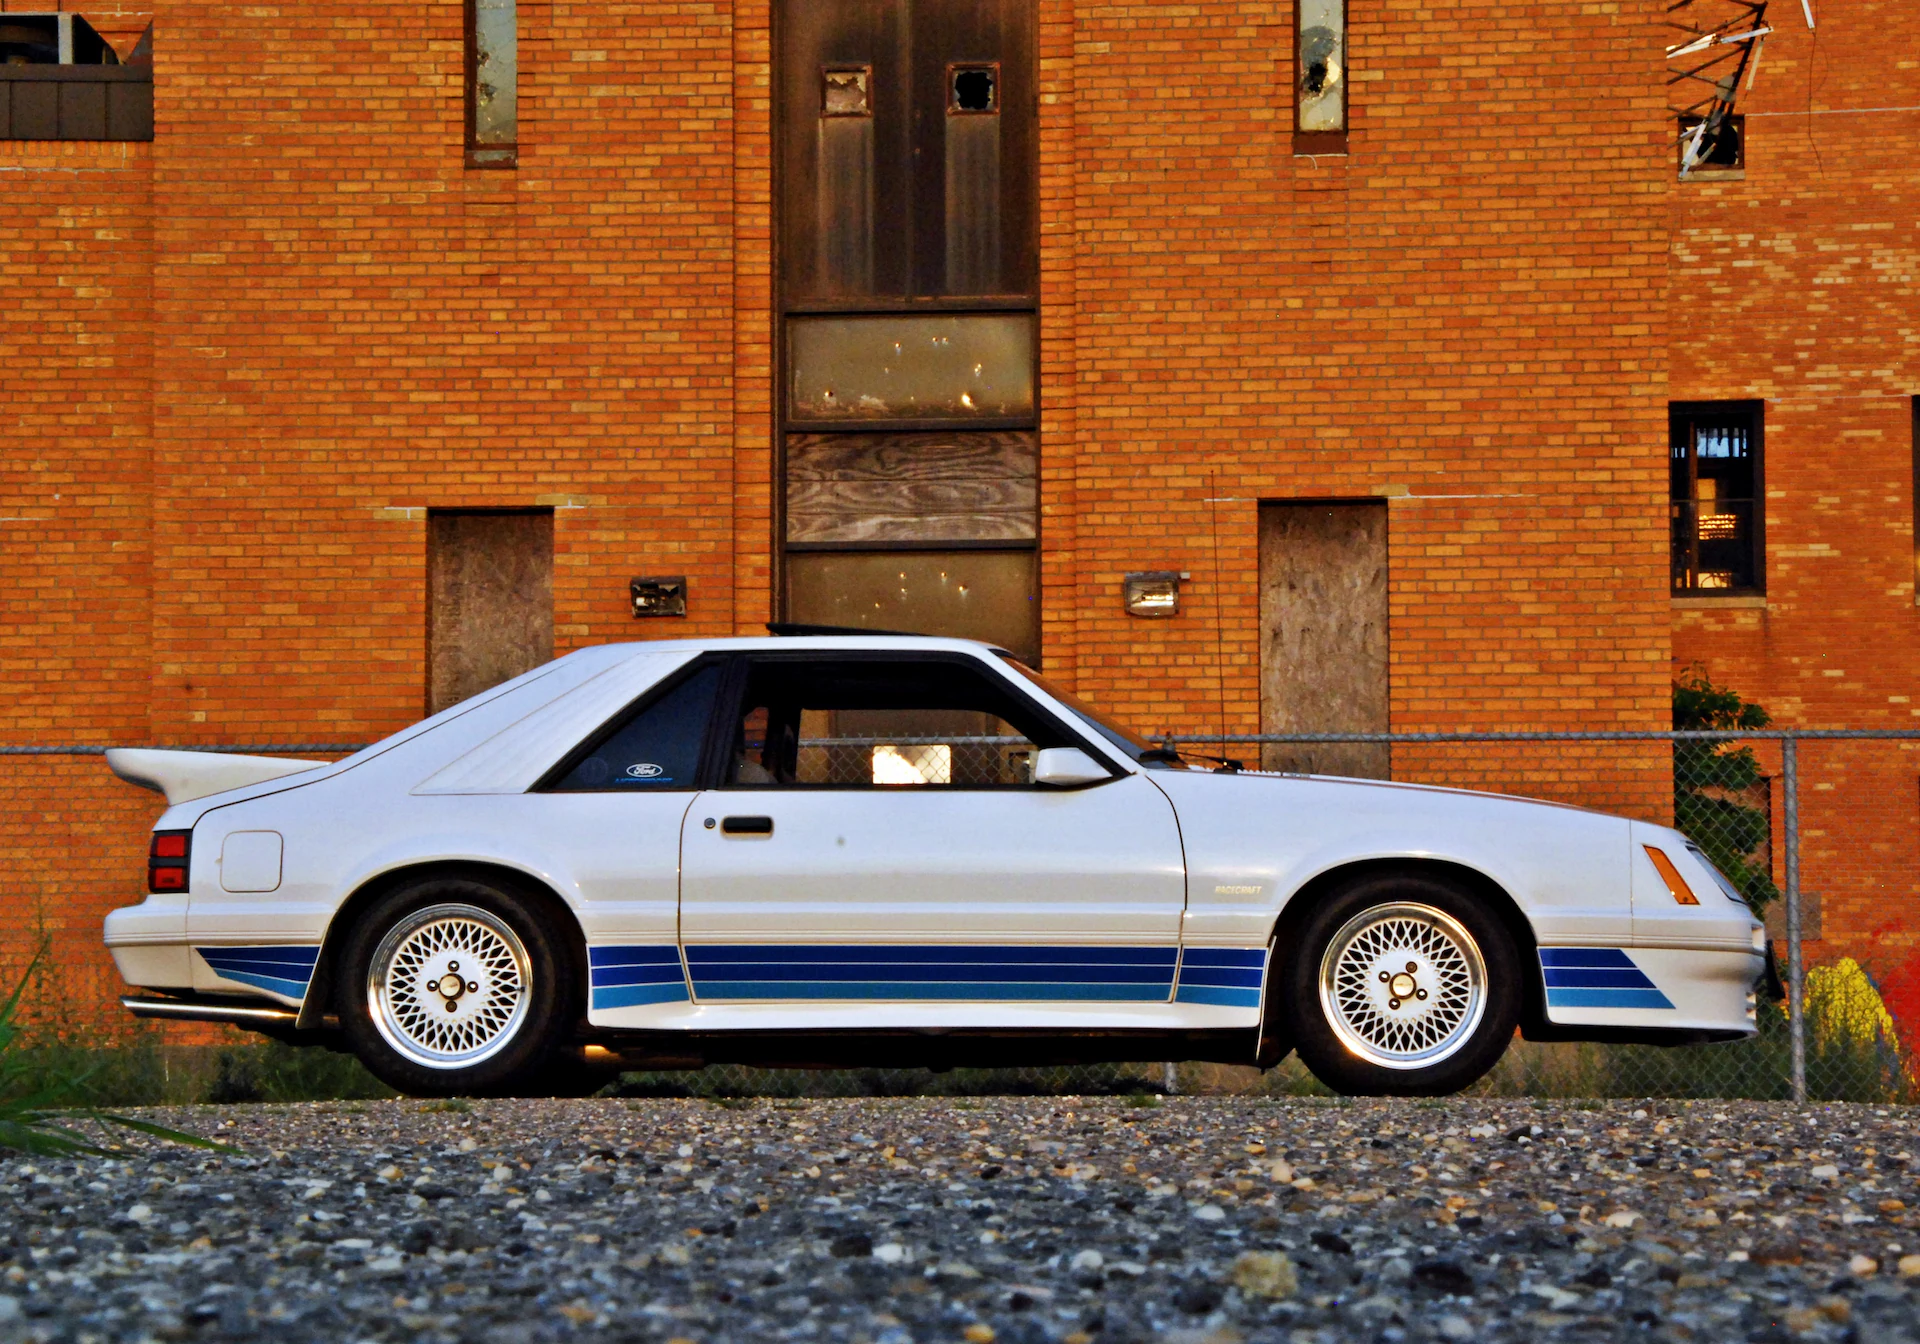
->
[103,633,1768,1097]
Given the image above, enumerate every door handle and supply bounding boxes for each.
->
[720,815,774,836]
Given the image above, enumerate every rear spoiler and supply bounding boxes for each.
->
[105,748,326,805]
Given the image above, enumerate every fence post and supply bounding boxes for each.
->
[1782,735,1806,1104]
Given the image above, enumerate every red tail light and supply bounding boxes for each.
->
[148,829,191,894]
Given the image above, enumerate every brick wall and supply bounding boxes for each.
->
[9,0,1912,1033]
[1667,3,1920,965]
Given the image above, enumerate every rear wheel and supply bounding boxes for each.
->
[338,877,576,1097]
[1284,871,1520,1096]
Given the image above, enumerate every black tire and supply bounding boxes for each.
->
[337,876,578,1098]
[1283,870,1520,1097]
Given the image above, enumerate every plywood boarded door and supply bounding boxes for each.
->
[427,509,554,715]
[1258,502,1388,778]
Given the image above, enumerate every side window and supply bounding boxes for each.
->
[548,663,723,791]
[724,657,1074,788]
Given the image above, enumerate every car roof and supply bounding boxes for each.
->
[560,633,1014,660]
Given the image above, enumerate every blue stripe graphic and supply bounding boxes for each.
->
[694,980,1175,1002]
[1540,948,1637,968]
[196,946,320,1001]
[1539,948,1673,1011]
[588,945,689,1011]
[1173,947,1265,1008]
[1549,987,1676,1010]
[688,944,1177,967]
[590,946,681,968]
[684,944,1179,1003]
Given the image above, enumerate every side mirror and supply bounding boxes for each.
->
[1032,747,1111,788]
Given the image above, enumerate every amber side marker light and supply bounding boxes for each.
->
[1644,845,1700,905]
[149,829,191,893]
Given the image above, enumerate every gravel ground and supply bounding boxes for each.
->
[4,1095,1919,1343]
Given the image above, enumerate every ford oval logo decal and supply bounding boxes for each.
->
[627,763,665,779]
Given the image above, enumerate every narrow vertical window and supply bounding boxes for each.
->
[1294,0,1347,153]
[1911,396,1919,606]
[466,0,517,168]
[1670,401,1764,596]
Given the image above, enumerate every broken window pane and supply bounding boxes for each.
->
[469,0,517,164]
[1678,113,1743,172]
[823,65,871,117]
[950,64,997,113]
[1297,0,1345,133]
[788,314,1034,423]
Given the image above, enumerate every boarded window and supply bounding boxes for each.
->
[427,510,553,714]
[785,431,1037,544]
[1258,502,1388,779]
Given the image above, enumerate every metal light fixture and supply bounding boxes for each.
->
[1122,571,1185,618]
[629,576,687,618]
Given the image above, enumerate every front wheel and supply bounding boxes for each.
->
[338,878,575,1097]
[1284,872,1520,1096]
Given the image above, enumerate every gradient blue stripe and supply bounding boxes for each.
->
[196,947,319,1001]
[589,946,681,968]
[1175,985,1262,1008]
[199,967,311,998]
[1543,967,1659,989]
[1176,966,1265,989]
[1540,948,1637,968]
[682,961,1176,986]
[692,980,1175,1002]
[1180,948,1266,967]
[594,983,690,1010]
[197,946,318,970]
[1547,987,1676,1010]
[685,944,1178,968]
[591,966,688,988]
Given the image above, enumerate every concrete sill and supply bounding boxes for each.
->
[1672,595,1767,610]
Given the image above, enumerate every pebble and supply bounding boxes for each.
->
[1,1095,1918,1342]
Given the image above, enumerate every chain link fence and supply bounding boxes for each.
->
[5,728,1918,1103]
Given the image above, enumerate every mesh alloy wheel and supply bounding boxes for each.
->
[1317,901,1487,1070]
[367,902,532,1070]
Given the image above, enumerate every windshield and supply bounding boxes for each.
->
[999,656,1154,761]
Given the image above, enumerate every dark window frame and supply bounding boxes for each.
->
[464,0,516,170]
[712,650,1120,791]
[1291,0,1348,155]
[1670,399,1765,597]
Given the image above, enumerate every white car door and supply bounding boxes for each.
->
[677,651,1188,1016]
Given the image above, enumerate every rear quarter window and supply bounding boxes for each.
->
[546,662,722,791]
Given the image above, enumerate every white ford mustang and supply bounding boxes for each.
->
[102,633,1767,1097]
